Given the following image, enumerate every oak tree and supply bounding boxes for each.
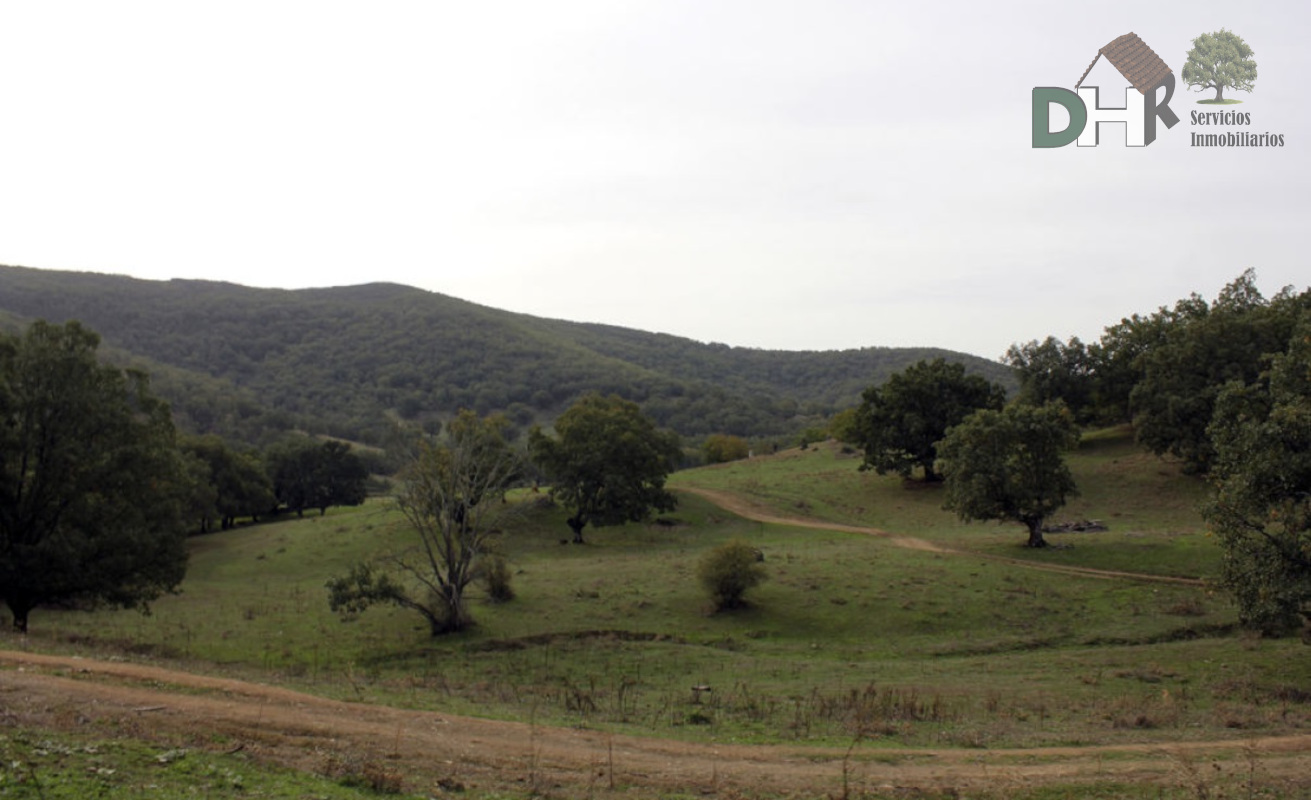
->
[0,321,190,632]
[1204,316,1311,635]
[267,438,369,517]
[529,394,681,543]
[854,359,1005,482]
[180,434,275,531]
[938,402,1081,548]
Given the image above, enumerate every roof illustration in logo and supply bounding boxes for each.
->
[1075,32,1172,94]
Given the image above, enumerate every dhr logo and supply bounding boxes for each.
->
[1033,32,1180,147]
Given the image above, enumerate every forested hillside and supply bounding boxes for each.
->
[0,265,1014,445]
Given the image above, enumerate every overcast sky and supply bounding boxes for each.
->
[2,1,1307,361]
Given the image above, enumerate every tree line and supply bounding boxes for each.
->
[0,321,372,632]
[1,317,686,635]
[842,270,1311,636]
[0,264,1012,446]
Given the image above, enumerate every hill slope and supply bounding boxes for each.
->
[0,265,1014,444]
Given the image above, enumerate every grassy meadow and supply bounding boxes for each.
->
[3,427,1310,796]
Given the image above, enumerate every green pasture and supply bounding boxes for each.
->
[3,426,1308,763]
[669,428,1216,579]
[0,727,427,799]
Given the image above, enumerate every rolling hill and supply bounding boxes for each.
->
[0,264,1015,445]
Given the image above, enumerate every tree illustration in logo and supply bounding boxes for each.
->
[1182,29,1257,103]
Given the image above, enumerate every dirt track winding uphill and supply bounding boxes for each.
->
[3,650,1310,798]
[679,487,1205,587]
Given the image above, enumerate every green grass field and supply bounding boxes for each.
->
[3,427,1309,797]
[0,727,430,799]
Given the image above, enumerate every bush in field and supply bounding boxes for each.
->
[698,539,767,611]
[482,555,515,603]
[703,433,750,464]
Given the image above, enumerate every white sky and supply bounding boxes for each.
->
[1,1,1307,361]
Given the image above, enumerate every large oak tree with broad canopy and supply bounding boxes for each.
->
[0,321,191,632]
[529,393,681,543]
[937,401,1081,548]
[853,358,1006,482]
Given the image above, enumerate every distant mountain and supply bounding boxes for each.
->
[0,265,1015,445]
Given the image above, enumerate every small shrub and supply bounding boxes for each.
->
[698,539,767,611]
[482,555,515,603]
[702,433,750,464]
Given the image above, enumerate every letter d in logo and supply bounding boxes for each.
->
[1032,88,1087,148]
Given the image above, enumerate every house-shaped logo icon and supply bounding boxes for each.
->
[1033,32,1180,148]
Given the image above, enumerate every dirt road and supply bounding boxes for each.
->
[3,650,1309,797]
[679,486,1205,586]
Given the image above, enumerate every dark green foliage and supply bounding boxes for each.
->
[0,321,190,632]
[938,402,1081,548]
[1005,336,1096,422]
[329,411,522,635]
[179,434,275,531]
[702,433,750,464]
[266,438,369,517]
[1204,314,1311,635]
[827,406,861,444]
[326,562,401,615]
[698,538,767,610]
[1085,308,1182,425]
[529,394,682,543]
[854,358,1007,482]
[1129,271,1309,474]
[0,265,1015,443]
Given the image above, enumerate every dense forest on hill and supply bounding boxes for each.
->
[0,265,1014,445]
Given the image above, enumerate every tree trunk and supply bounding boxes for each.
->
[8,601,31,634]
[1214,85,1225,102]
[1025,518,1048,548]
[425,586,470,636]
[567,515,587,544]
[922,462,941,482]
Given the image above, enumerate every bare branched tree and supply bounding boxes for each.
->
[328,411,521,635]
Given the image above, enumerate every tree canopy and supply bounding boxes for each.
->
[853,358,1006,482]
[1130,271,1307,474]
[1005,336,1095,423]
[1182,29,1257,102]
[180,434,275,531]
[1204,313,1311,635]
[529,393,682,543]
[0,321,191,632]
[0,265,1014,446]
[938,402,1081,548]
[266,438,369,517]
